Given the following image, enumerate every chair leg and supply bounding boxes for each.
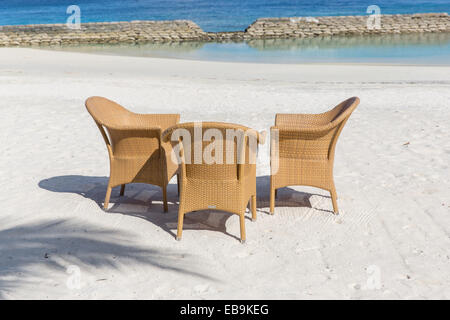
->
[239,213,246,244]
[103,185,112,210]
[162,185,168,213]
[120,184,125,196]
[176,210,184,241]
[330,188,339,214]
[177,174,180,196]
[251,195,257,221]
[269,188,275,214]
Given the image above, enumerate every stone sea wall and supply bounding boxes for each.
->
[0,13,448,46]
[0,20,206,46]
[246,13,449,38]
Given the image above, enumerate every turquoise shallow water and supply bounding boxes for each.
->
[50,33,450,65]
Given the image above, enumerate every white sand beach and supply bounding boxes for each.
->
[0,47,449,299]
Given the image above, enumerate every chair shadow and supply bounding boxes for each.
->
[255,176,334,214]
[38,175,334,242]
[39,175,241,241]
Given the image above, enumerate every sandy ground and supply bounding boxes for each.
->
[0,47,449,299]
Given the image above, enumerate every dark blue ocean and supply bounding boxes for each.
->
[0,0,449,31]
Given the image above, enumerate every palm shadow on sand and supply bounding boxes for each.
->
[0,218,215,299]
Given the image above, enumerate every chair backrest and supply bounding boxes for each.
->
[163,122,260,181]
[85,96,179,159]
[274,97,360,161]
[275,97,359,128]
[322,96,360,125]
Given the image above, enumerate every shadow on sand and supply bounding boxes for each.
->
[38,175,331,241]
[0,218,215,298]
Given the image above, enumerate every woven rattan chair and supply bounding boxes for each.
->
[270,97,360,214]
[162,122,264,243]
[85,96,180,212]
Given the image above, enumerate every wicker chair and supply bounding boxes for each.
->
[162,122,264,243]
[270,97,360,214]
[85,96,180,212]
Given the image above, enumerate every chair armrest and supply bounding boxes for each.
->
[275,113,326,126]
[270,124,336,136]
[138,114,180,130]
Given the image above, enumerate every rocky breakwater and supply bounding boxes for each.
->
[245,13,450,39]
[0,13,448,46]
[0,20,208,46]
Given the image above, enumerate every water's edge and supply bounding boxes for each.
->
[40,32,450,65]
